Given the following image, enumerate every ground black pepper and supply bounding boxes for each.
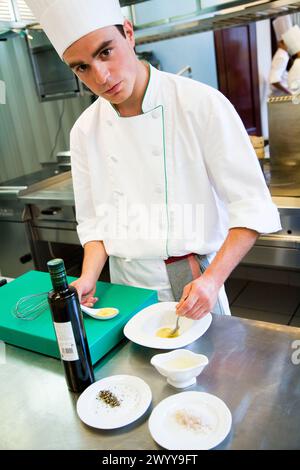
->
[97,389,121,407]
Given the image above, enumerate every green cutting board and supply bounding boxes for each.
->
[0,271,158,365]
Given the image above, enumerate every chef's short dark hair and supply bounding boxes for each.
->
[115,25,126,38]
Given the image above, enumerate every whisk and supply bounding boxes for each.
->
[12,292,107,321]
[13,292,49,321]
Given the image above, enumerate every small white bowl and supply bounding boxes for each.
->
[150,349,209,389]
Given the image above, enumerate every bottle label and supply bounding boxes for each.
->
[53,322,79,361]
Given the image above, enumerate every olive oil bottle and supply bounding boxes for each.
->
[47,258,95,393]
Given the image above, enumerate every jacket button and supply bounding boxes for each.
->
[114,190,124,196]
[152,147,161,157]
[155,186,163,194]
[107,120,113,126]
[110,156,118,163]
[152,109,161,119]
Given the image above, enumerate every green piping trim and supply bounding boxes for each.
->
[161,105,170,258]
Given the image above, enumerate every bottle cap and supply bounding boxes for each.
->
[47,258,65,273]
[47,259,68,289]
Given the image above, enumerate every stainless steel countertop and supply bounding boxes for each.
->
[18,172,74,206]
[16,168,300,211]
[262,160,300,199]
[0,168,70,202]
[1,314,300,450]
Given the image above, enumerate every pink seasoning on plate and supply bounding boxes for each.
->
[175,409,213,434]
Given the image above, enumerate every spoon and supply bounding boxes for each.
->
[80,305,119,320]
[168,315,180,337]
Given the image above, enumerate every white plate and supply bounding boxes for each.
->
[124,302,212,349]
[148,391,232,450]
[76,375,152,429]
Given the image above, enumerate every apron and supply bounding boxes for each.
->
[164,253,228,315]
[109,254,231,315]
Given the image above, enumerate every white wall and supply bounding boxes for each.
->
[133,0,197,24]
[136,31,218,88]
[256,19,272,137]
[134,0,218,88]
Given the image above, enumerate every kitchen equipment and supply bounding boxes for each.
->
[240,95,300,270]
[169,315,180,337]
[56,151,71,169]
[0,166,68,277]
[133,2,300,46]
[268,95,300,169]
[0,198,34,278]
[26,29,82,102]
[18,171,84,276]
[176,65,192,78]
[13,291,49,320]
[150,349,209,389]
[0,270,157,365]
[13,291,119,321]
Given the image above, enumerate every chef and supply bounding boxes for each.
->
[26,0,281,320]
[282,25,300,94]
[269,15,292,96]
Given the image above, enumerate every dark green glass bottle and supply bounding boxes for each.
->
[47,258,95,393]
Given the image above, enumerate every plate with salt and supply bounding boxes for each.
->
[76,375,152,429]
[148,391,232,450]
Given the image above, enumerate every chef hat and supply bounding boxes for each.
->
[282,25,300,56]
[25,0,124,58]
[273,15,292,42]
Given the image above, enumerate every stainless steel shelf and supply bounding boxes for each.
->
[134,1,300,45]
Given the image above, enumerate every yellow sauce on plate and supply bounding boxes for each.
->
[156,327,180,338]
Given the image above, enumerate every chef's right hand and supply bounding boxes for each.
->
[71,277,98,307]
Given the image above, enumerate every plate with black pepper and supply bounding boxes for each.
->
[76,374,152,429]
[148,391,232,450]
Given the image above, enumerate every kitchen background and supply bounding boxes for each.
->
[0,0,300,327]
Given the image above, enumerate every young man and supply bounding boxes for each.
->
[26,0,281,320]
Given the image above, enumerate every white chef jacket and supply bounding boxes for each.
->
[70,64,281,305]
[269,48,289,95]
[288,58,300,92]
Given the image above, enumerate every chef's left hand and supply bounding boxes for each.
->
[176,274,219,320]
